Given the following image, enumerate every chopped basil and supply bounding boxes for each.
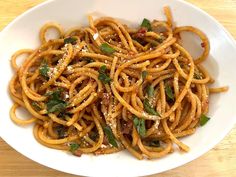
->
[146,84,154,98]
[165,85,174,101]
[100,43,116,55]
[98,65,112,84]
[81,57,94,63]
[45,88,67,113]
[141,18,152,31]
[133,116,146,137]
[32,101,41,111]
[142,71,148,80]
[200,114,210,126]
[149,140,160,147]
[39,62,49,79]
[103,126,118,148]
[194,72,202,79]
[55,126,67,138]
[69,142,79,152]
[89,131,98,141]
[157,37,164,43]
[47,101,67,113]
[45,88,62,98]
[64,37,77,45]
[143,98,160,116]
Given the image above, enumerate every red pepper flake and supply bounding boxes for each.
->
[122,120,133,134]
[73,150,83,157]
[136,27,148,38]
[201,42,206,48]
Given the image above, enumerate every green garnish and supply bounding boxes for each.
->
[149,140,160,147]
[141,18,152,31]
[194,72,202,79]
[69,143,79,152]
[45,88,67,113]
[143,98,160,116]
[47,101,67,113]
[103,126,118,148]
[89,131,98,141]
[32,101,41,111]
[64,37,77,45]
[98,65,112,84]
[157,37,164,43]
[200,114,210,126]
[100,43,116,55]
[142,71,148,80]
[81,57,94,63]
[165,85,174,101]
[146,84,154,98]
[55,126,67,138]
[39,62,49,79]
[133,116,146,137]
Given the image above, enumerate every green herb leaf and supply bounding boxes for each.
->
[64,37,77,45]
[133,116,146,137]
[141,18,152,31]
[81,57,94,63]
[146,84,154,98]
[98,65,112,84]
[100,43,116,55]
[165,85,174,101]
[89,131,98,141]
[143,98,160,116]
[69,143,79,152]
[55,125,67,138]
[47,100,67,113]
[149,140,160,147]
[142,71,148,80]
[157,37,164,43]
[46,88,67,113]
[45,88,63,99]
[200,114,210,126]
[39,62,49,78]
[32,101,41,111]
[103,126,118,148]
[194,72,202,79]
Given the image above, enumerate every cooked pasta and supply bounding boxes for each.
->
[9,7,228,159]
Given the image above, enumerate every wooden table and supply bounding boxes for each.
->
[0,0,236,176]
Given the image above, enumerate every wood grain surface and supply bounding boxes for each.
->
[0,0,236,176]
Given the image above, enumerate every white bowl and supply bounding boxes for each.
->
[0,0,236,176]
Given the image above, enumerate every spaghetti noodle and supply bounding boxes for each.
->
[9,7,228,159]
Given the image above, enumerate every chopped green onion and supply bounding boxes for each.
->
[165,85,174,101]
[104,126,118,148]
[141,18,152,31]
[100,43,116,55]
[64,37,77,45]
[200,114,210,126]
[98,65,112,84]
[39,62,49,79]
[142,71,148,80]
[146,84,154,98]
[143,98,160,116]
[69,143,79,152]
[133,116,146,137]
